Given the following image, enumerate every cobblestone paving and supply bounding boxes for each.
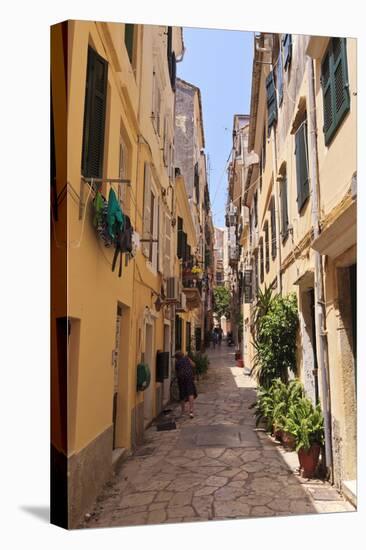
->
[81,347,354,529]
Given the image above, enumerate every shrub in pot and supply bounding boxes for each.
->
[284,397,325,477]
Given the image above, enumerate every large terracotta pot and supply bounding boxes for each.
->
[237,359,244,368]
[298,443,321,478]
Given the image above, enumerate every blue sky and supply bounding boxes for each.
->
[178,27,254,227]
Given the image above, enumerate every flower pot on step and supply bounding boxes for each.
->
[298,443,321,478]
[282,431,296,450]
[237,358,244,368]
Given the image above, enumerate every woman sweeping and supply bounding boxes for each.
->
[174,351,197,418]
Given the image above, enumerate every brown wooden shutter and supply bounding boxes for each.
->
[81,46,108,179]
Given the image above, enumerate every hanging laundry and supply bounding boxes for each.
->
[111,215,134,277]
[107,188,124,240]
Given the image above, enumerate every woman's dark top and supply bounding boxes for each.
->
[175,356,197,401]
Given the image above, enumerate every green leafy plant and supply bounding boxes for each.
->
[188,351,210,379]
[284,397,325,452]
[213,286,231,320]
[251,292,299,388]
[250,378,304,435]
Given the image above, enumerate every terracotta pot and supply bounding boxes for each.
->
[282,431,296,450]
[237,359,244,368]
[235,351,242,360]
[273,429,283,442]
[298,443,321,478]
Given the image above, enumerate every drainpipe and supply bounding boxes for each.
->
[306,55,333,482]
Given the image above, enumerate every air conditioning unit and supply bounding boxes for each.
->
[176,292,187,312]
[166,277,180,301]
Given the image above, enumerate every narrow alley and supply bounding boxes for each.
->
[80,346,353,528]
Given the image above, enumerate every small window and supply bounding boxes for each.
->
[321,37,350,146]
[295,116,310,212]
[124,24,135,66]
[194,162,200,203]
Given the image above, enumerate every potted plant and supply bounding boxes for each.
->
[284,397,325,477]
[188,351,209,380]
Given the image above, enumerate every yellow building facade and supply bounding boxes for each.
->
[51,20,190,527]
[240,33,356,502]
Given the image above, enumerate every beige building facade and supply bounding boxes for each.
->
[241,33,356,501]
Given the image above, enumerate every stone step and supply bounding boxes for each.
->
[341,480,357,508]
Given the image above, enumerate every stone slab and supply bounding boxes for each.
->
[177,424,260,449]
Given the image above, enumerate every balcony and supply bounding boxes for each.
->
[225,202,238,227]
[229,245,240,267]
[182,277,202,310]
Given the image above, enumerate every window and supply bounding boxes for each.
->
[321,37,350,146]
[295,117,310,211]
[177,216,183,258]
[262,124,266,169]
[266,70,277,130]
[142,164,158,268]
[124,24,135,66]
[259,238,264,284]
[81,46,108,179]
[164,213,172,276]
[280,175,289,242]
[175,316,182,351]
[283,34,292,69]
[270,199,277,260]
[264,222,269,273]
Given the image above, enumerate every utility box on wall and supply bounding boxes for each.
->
[156,351,170,382]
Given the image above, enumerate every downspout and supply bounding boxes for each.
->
[306,55,333,482]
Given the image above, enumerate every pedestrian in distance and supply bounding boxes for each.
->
[174,351,197,418]
[212,329,218,349]
[218,326,223,347]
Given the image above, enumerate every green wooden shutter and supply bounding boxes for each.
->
[277,48,284,106]
[295,121,309,211]
[283,34,292,69]
[266,71,277,129]
[82,47,108,179]
[125,24,135,64]
[322,37,350,146]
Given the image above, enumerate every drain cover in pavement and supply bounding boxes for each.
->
[178,424,260,448]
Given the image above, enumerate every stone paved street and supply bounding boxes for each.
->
[81,347,354,529]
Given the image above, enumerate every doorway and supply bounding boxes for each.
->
[112,304,123,450]
[163,323,171,405]
[144,323,154,427]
